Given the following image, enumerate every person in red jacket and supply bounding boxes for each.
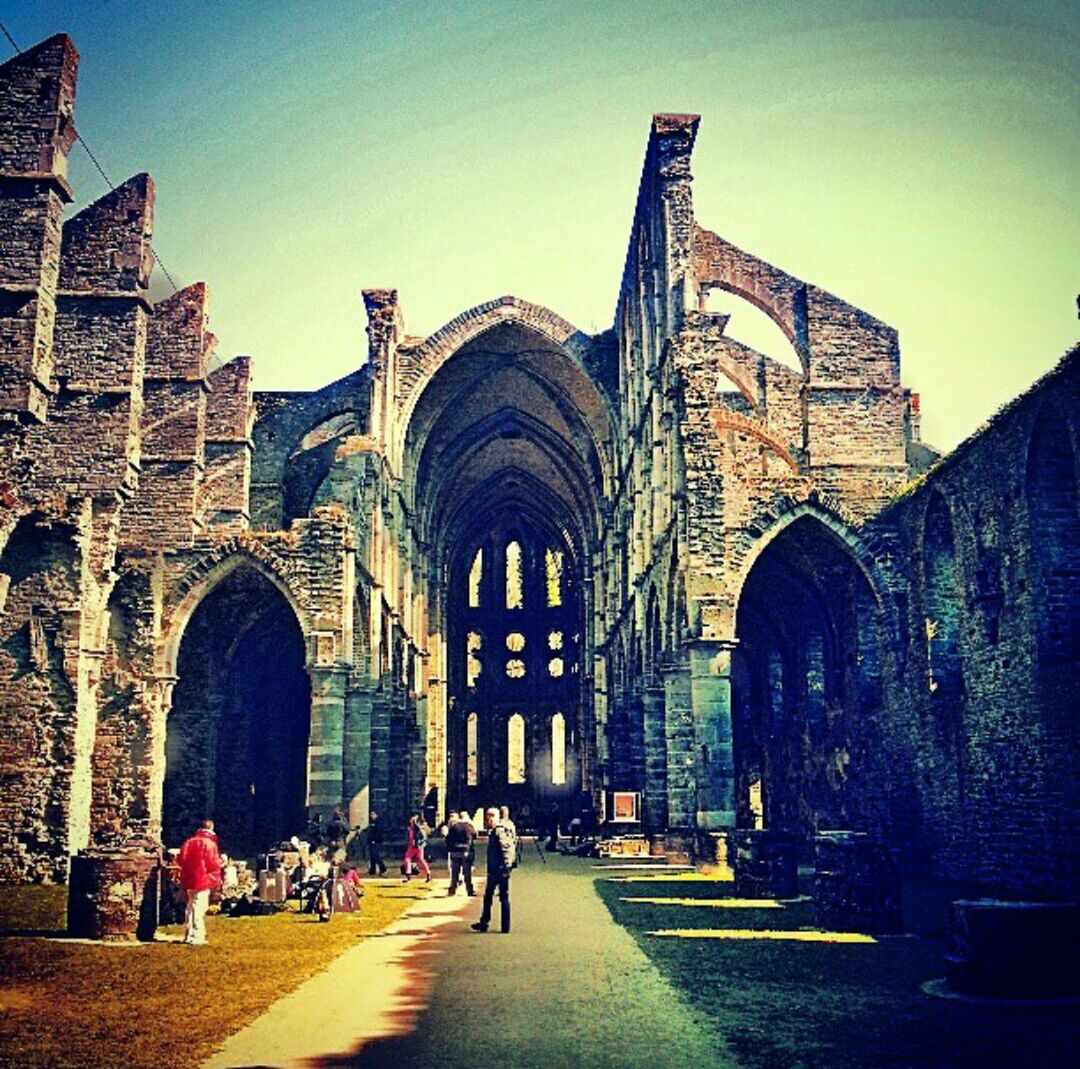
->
[177,819,222,946]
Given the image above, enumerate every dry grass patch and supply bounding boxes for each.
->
[0,883,425,1069]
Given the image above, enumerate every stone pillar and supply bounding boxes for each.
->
[689,638,736,829]
[642,682,669,837]
[662,661,695,831]
[306,666,348,814]
[342,678,372,826]
[369,689,391,820]
[813,831,902,933]
[944,900,1080,998]
[728,828,799,899]
[67,840,160,942]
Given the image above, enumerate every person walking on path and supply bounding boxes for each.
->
[402,813,431,882]
[178,819,222,946]
[366,810,387,875]
[472,807,516,933]
[445,810,477,896]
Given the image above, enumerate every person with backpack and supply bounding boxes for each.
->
[471,807,516,933]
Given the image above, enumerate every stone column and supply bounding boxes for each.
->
[369,688,391,820]
[689,638,736,829]
[307,666,349,813]
[642,682,669,836]
[662,661,695,830]
[342,677,373,826]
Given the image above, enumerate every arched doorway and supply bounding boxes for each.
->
[163,564,311,857]
[733,515,887,848]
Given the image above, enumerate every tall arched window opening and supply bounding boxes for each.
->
[506,540,523,609]
[508,714,526,784]
[466,713,479,786]
[468,548,483,609]
[551,712,566,785]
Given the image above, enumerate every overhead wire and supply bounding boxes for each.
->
[1,18,182,296]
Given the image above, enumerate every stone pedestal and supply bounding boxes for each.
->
[944,899,1080,998]
[67,842,161,942]
[813,831,901,933]
[729,829,798,899]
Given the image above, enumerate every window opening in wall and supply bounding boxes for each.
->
[1026,407,1080,666]
[468,548,483,608]
[702,287,804,376]
[548,630,563,650]
[506,540,523,609]
[546,548,563,607]
[466,631,482,688]
[552,712,566,784]
[508,713,526,783]
[466,712,478,786]
[506,632,525,652]
[506,659,526,679]
[548,657,564,678]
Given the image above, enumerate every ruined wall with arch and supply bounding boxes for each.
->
[1,40,1075,901]
[871,351,1080,895]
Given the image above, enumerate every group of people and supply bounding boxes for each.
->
[172,801,523,945]
[368,805,519,934]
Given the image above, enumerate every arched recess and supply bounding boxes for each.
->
[162,562,311,857]
[732,514,891,848]
[405,310,612,827]
[1025,405,1080,667]
[0,513,81,880]
[281,411,365,524]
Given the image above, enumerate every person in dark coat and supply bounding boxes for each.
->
[366,810,387,876]
[445,810,477,896]
[326,808,350,863]
[471,807,516,933]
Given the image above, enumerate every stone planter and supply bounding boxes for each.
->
[944,899,1080,998]
[813,830,901,933]
[728,829,798,899]
[67,843,161,942]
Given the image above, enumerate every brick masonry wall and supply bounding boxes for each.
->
[867,350,1080,896]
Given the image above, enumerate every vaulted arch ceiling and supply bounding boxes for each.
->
[403,317,615,570]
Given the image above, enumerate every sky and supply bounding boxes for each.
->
[3,0,1077,451]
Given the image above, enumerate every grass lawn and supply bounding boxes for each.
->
[594,877,1080,1069]
[0,881,425,1069]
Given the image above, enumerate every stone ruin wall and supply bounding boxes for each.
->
[0,36,348,881]
[0,37,1075,897]
[865,353,1080,896]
